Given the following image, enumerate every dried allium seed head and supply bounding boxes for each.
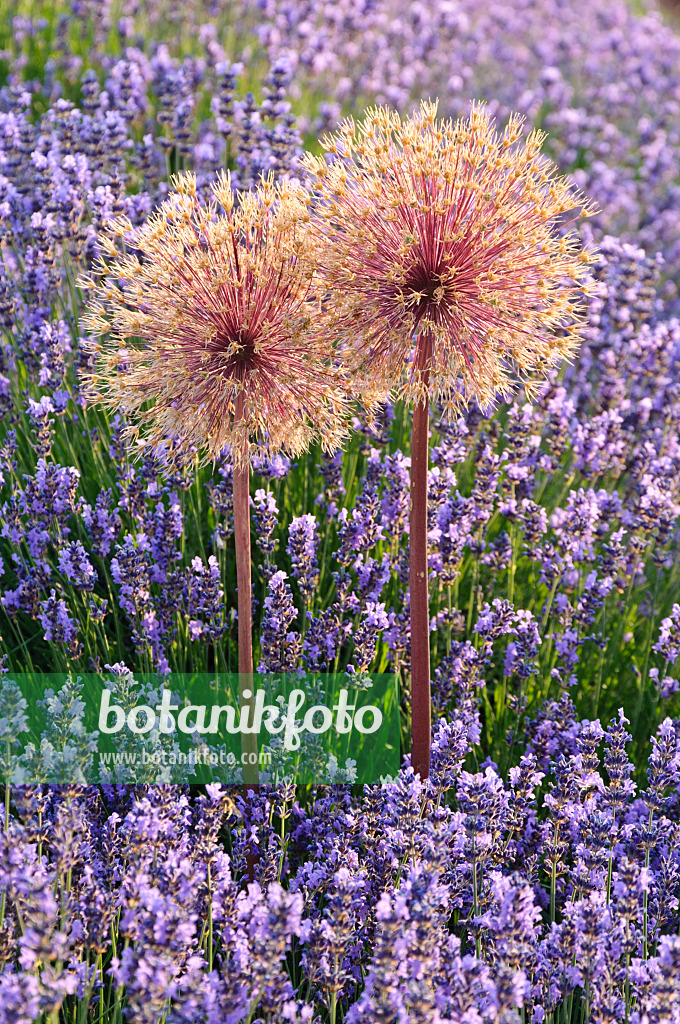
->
[80,171,348,467]
[302,100,599,414]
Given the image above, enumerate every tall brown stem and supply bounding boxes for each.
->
[233,457,253,680]
[233,431,259,789]
[409,341,432,780]
[233,428,259,882]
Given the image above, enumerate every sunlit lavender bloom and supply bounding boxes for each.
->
[143,493,183,576]
[654,604,680,665]
[480,871,541,970]
[233,882,304,1014]
[110,534,151,618]
[336,485,384,567]
[433,492,474,584]
[378,450,410,538]
[603,709,636,817]
[355,554,391,602]
[26,395,57,457]
[259,570,302,673]
[302,604,344,672]
[38,590,79,650]
[205,462,233,549]
[185,555,226,642]
[300,865,367,1009]
[348,601,389,678]
[457,766,509,866]
[79,488,120,557]
[644,718,680,814]
[252,488,279,570]
[112,818,205,1024]
[648,667,679,701]
[251,452,293,480]
[430,713,480,791]
[20,460,80,529]
[0,968,41,1024]
[428,464,456,532]
[315,450,346,519]
[287,514,319,602]
[348,858,449,1024]
[57,541,97,591]
[475,599,521,646]
[503,610,541,679]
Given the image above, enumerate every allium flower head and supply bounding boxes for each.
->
[303,100,598,411]
[81,172,348,466]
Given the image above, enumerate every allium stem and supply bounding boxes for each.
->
[409,347,432,780]
[233,440,259,789]
[234,458,254,680]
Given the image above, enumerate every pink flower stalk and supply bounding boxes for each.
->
[303,100,598,779]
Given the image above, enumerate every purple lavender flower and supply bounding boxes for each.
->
[336,484,384,568]
[316,450,346,518]
[654,603,680,665]
[644,718,680,814]
[79,488,120,557]
[38,590,79,651]
[57,540,97,591]
[185,555,226,642]
[252,488,280,576]
[287,514,319,603]
[347,601,389,679]
[258,571,301,674]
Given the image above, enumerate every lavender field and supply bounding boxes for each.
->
[2,0,680,1021]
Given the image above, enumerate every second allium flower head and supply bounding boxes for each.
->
[300,99,597,780]
[81,172,349,466]
[302,100,598,414]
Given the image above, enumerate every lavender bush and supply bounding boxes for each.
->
[1,0,680,1020]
